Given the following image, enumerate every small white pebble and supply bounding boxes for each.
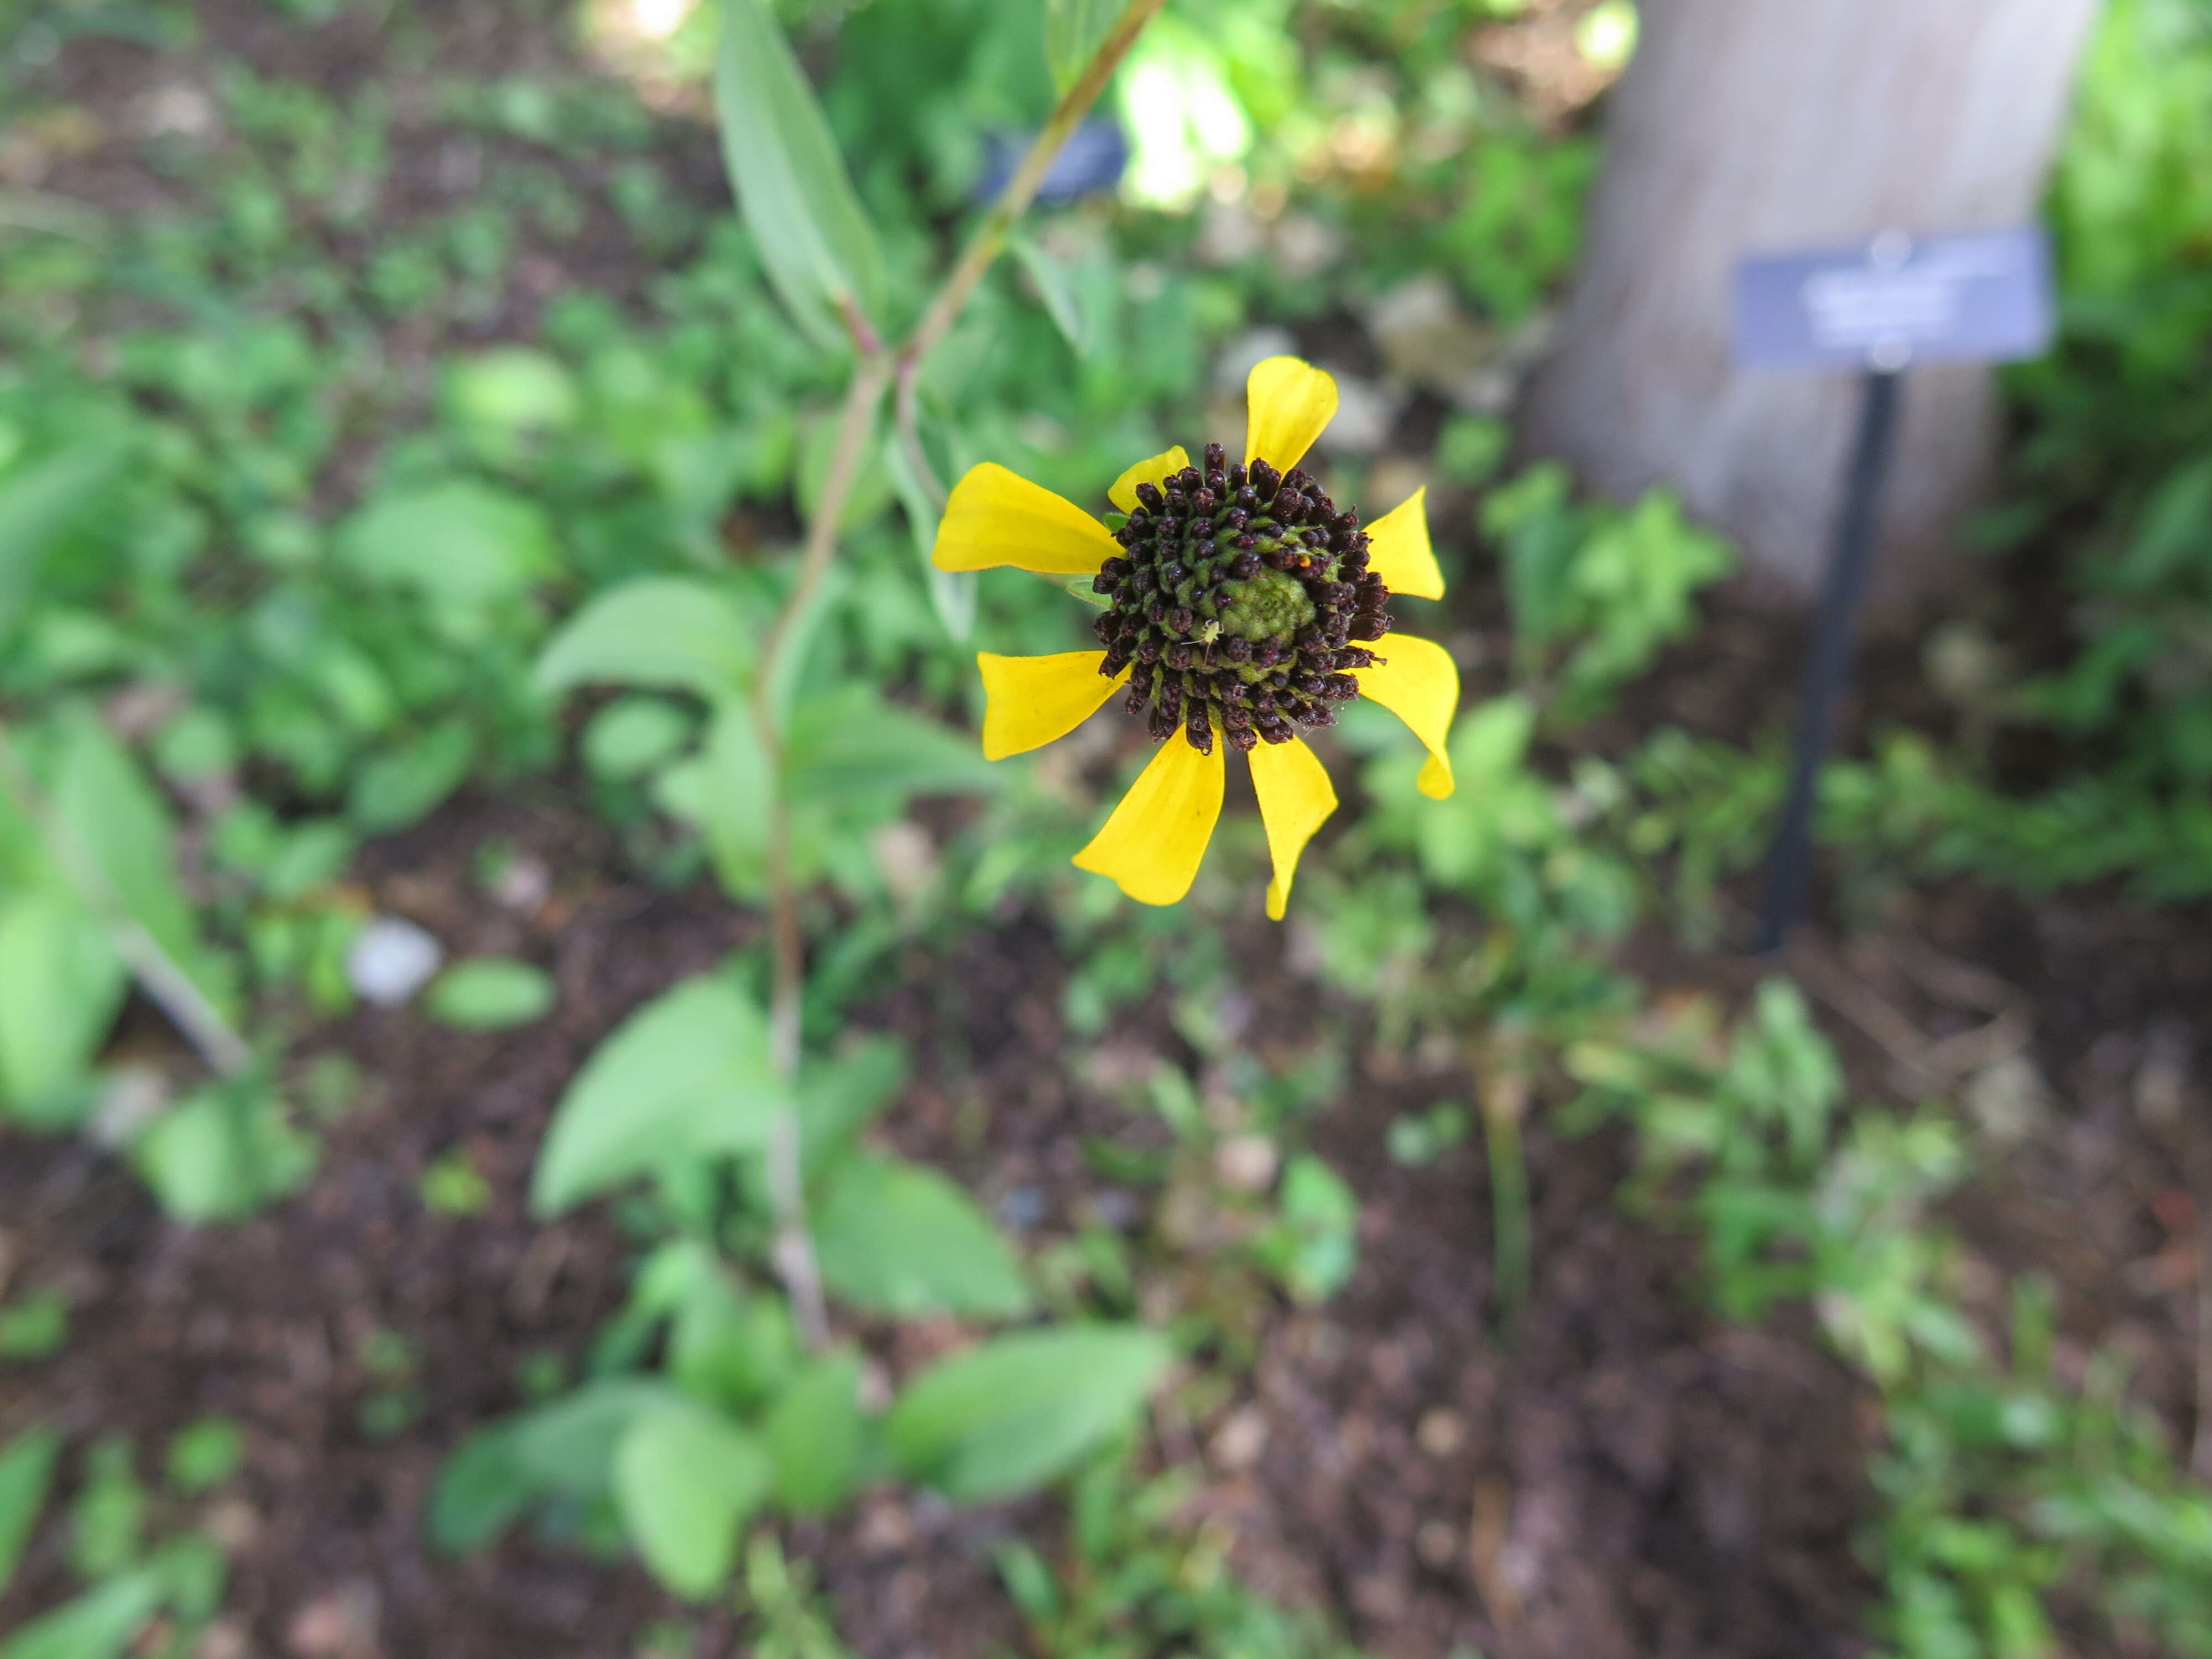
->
[346,917,444,1008]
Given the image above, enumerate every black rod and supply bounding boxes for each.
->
[1753,366,1904,954]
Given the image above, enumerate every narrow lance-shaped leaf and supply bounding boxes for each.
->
[884,424,977,643]
[1044,0,1122,93]
[716,0,888,351]
[1009,232,1090,357]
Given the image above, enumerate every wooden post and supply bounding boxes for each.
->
[1522,0,2102,600]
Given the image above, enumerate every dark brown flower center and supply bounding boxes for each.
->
[1088,442,1394,756]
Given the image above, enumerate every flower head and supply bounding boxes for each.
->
[935,356,1459,917]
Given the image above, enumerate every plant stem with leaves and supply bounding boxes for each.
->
[0,721,252,1079]
[733,0,1168,1349]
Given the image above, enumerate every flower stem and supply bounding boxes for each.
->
[751,360,887,1353]
[744,0,1165,1349]
[895,0,1169,381]
[0,719,253,1081]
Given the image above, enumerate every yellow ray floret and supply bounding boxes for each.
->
[1243,357,1338,473]
[1072,732,1225,906]
[977,650,1130,761]
[1357,634,1460,799]
[932,463,1120,575]
[1248,736,1338,921]
[1364,488,1444,601]
[1108,446,1192,514]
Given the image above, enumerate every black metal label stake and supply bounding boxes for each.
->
[1754,366,1902,953]
[1730,226,2055,953]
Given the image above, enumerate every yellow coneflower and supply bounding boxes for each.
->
[933,356,1458,917]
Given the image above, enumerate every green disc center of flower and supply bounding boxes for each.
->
[1217,567,1316,645]
[1087,441,1398,757]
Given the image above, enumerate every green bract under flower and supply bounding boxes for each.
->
[1090,442,1392,757]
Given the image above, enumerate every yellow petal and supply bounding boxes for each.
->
[1108,446,1192,514]
[1072,733,1225,906]
[978,651,1129,761]
[1248,737,1337,921]
[1243,357,1338,473]
[1357,634,1459,799]
[1365,488,1444,601]
[932,462,1120,575]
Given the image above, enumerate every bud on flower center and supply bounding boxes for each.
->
[1088,442,1395,756]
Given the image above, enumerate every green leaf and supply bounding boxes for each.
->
[165,1418,244,1495]
[763,1355,867,1516]
[0,1564,168,1659]
[429,1378,674,1552]
[613,1400,771,1600]
[335,481,557,638]
[0,1429,59,1597]
[1044,0,1121,92]
[786,688,1000,807]
[798,1036,909,1175]
[1253,1154,1358,1304]
[444,348,581,437]
[797,409,894,534]
[0,888,125,1126]
[883,425,977,643]
[534,577,759,703]
[582,696,697,781]
[346,718,474,832]
[815,1155,1031,1319]
[531,974,781,1216]
[0,1288,67,1360]
[51,709,236,1024]
[425,958,557,1030]
[69,1438,144,1580]
[130,1078,317,1224]
[0,444,123,624]
[715,0,888,349]
[653,702,775,902]
[669,1269,795,1414]
[886,1326,1172,1502]
[1009,232,1090,356]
